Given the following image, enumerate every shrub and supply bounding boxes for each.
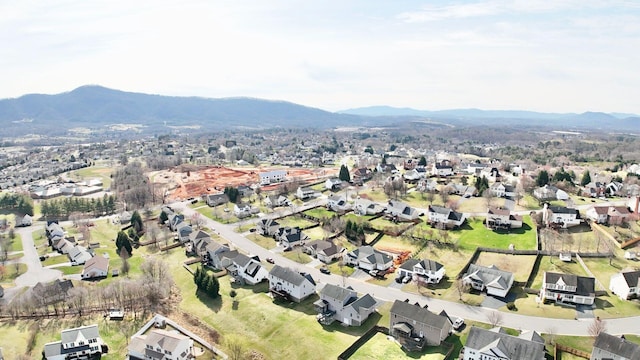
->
[506,302,517,311]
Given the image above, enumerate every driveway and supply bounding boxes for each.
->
[14,225,62,287]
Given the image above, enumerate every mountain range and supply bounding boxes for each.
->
[0,85,638,137]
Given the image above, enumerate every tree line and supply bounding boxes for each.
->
[40,194,117,219]
[0,193,34,216]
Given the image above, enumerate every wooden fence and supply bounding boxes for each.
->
[556,344,591,359]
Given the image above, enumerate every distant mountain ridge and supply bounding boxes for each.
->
[0,85,639,137]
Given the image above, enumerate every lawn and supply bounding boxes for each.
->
[452,216,537,251]
[539,225,607,254]
[474,253,537,282]
[7,233,23,252]
[530,257,588,289]
[303,207,335,220]
[0,263,27,284]
[281,248,313,264]
[68,162,115,189]
[304,226,333,240]
[41,253,71,267]
[326,261,356,277]
[276,216,317,229]
[374,234,421,254]
[500,289,577,319]
[350,332,449,360]
[247,233,278,250]
[368,217,415,234]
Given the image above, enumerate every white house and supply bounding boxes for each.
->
[259,170,287,186]
[534,184,568,201]
[343,246,393,272]
[128,329,194,360]
[397,258,445,284]
[233,202,256,218]
[353,198,385,216]
[463,264,514,298]
[489,182,516,198]
[610,270,640,300]
[586,206,609,224]
[67,245,93,265]
[314,284,377,326]
[325,178,343,190]
[44,325,104,360]
[296,187,321,200]
[427,205,466,228]
[543,204,581,228]
[486,207,523,230]
[327,195,352,213]
[386,200,419,221]
[539,272,595,306]
[304,240,344,264]
[463,327,545,360]
[81,255,109,280]
[268,265,316,302]
[16,214,32,227]
[263,195,290,208]
[432,163,454,177]
[218,251,269,285]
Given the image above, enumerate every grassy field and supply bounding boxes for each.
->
[368,217,415,234]
[68,162,115,189]
[277,216,317,229]
[452,216,537,251]
[374,234,421,254]
[350,332,449,360]
[281,248,313,264]
[303,207,335,220]
[41,253,71,267]
[247,233,278,250]
[304,226,332,240]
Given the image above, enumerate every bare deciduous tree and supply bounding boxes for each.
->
[588,317,607,337]
[486,311,504,327]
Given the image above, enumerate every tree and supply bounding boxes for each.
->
[486,311,504,327]
[338,165,351,182]
[581,170,592,186]
[226,335,247,360]
[482,189,495,209]
[418,156,427,167]
[536,170,550,187]
[131,210,144,234]
[159,209,169,225]
[115,231,132,257]
[588,317,607,337]
[206,274,220,298]
[119,247,131,276]
[224,186,240,203]
[455,278,469,300]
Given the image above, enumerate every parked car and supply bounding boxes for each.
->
[453,317,465,331]
[266,258,275,264]
[395,276,405,283]
[320,267,330,274]
[402,276,412,284]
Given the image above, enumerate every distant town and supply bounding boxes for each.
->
[2,124,640,360]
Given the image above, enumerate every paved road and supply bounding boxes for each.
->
[172,200,640,336]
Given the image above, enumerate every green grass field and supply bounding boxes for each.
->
[303,207,335,220]
[350,332,449,360]
[452,216,537,251]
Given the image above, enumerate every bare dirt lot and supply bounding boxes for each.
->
[150,165,336,201]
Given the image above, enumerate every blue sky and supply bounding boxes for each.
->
[1,0,639,113]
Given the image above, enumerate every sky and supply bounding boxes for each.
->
[1,0,639,114]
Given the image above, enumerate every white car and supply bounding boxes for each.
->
[453,317,465,330]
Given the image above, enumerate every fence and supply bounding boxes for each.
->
[337,326,388,360]
[555,344,591,359]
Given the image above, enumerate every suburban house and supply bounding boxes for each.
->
[30,279,74,305]
[217,250,269,285]
[489,182,516,198]
[543,204,582,228]
[540,271,596,306]
[233,202,257,218]
[533,184,569,201]
[462,326,545,360]
[327,195,352,213]
[386,200,419,221]
[449,184,476,197]
[377,163,398,173]
[610,270,640,300]
[591,332,640,360]
[175,222,193,243]
[67,245,93,265]
[403,168,427,182]
[465,163,487,175]
[304,240,344,263]
[397,258,445,284]
[389,300,453,351]
[276,227,309,249]
[237,185,254,198]
[259,170,287,185]
[325,178,343,190]
[486,207,523,230]
[314,284,377,326]
[583,181,607,198]
[201,241,231,269]
[296,187,321,200]
[167,213,185,231]
[628,196,640,214]
[188,230,212,255]
[256,218,280,236]
[586,205,632,225]
[352,168,372,182]
[43,324,105,360]
[128,328,194,360]
[81,255,109,280]
[268,265,316,302]
[353,198,385,216]
[343,246,393,272]
[462,264,514,298]
[263,195,290,208]
[205,193,229,207]
[427,205,466,229]
[432,163,454,177]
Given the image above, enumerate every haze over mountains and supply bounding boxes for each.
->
[0,85,638,137]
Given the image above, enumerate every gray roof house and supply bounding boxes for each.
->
[462,326,545,360]
[463,264,514,298]
[540,272,595,306]
[386,200,419,221]
[304,240,344,264]
[44,324,104,360]
[343,246,393,272]
[427,205,466,228]
[591,332,640,360]
[314,284,377,326]
[389,300,453,351]
[268,265,316,302]
[128,329,194,360]
[398,258,445,284]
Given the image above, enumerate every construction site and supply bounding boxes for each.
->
[150,165,338,201]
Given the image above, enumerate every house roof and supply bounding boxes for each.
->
[350,246,393,266]
[83,255,109,274]
[399,258,419,271]
[465,326,545,360]
[621,270,640,288]
[428,205,451,215]
[390,300,450,330]
[144,329,191,353]
[416,259,444,272]
[465,264,514,293]
[593,333,640,360]
[591,206,610,215]
[488,207,510,216]
[548,206,579,215]
[269,265,315,287]
[320,284,356,303]
[349,293,377,311]
[61,324,100,344]
[544,272,595,296]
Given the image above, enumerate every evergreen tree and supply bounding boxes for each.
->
[159,210,169,225]
[131,210,144,233]
[418,156,427,167]
[206,274,220,298]
[115,231,132,257]
[536,170,550,187]
[581,170,592,186]
[127,227,140,243]
[338,165,351,182]
[224,186,240,203]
